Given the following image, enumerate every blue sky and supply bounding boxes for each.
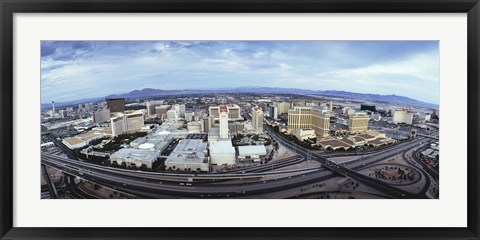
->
[41,41,439,104]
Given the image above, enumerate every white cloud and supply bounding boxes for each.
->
[41,41,439,104]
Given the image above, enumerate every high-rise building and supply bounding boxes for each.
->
[110,115,125,137]
[166,109,178,122]
[418,112,431,122]
[227,104,241,120]
[208,106,220,118]
[360,104,376,112]
[288,106,330,138]
[269,105,278,119]
[219,105,229,139]
[329,100,333,112]
[93,109,111,124]
[106,98,125,113]
[228,122,245,134]
[252,107,264,133]
[146,100,165,116]
[348,112,369,133]
[84,103,94,111]
[51,101,55,118]
[209,104,241,120]
[155,105,169,119]
[185,112,194,122]
[174,104,186,118]
[311,107,331,138]
[287,106,313,131]
[59,109,66,118]
[126,112,144,130]
[342,107,356,116]
[202,117,212,133]
[276,102,291,115]
[110,111,145,137]
[146,101,156,116]
[393,110,413,125]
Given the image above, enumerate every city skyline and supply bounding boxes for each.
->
[41,93,440,200]
[41,41,440,104]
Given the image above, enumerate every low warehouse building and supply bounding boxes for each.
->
[293,128,316,141]
[110,148,161,169]
[164,139,209,172]
[62,127,112,149]
[237,145,267,162]
[209,140,236,165]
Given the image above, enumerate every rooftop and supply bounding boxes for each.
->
[165,139,208,164]
[219,105,228,113]
[63,127,112,146]
[209,140,236,154]
[208,128,220,137]
[356,134,376,140]
[318,139,352,148]
[173,139,208,153]
[110,148,160,162]
[238,145,267,156]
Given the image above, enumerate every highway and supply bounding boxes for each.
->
[41,122,436,199]
[222,155,306,174]
[264,125,427,198]
[42,153,316,182]
[412,149,439,181]
[402,149,432,196]
[43,155,340,198]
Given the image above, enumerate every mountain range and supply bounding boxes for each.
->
[41,87,438,109]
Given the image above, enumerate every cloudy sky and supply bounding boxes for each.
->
[41,41,439,104]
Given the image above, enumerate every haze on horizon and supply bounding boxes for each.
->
[41,41,440,104]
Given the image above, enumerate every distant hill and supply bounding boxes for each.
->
[315,90,438,108]
[41,87,438,109]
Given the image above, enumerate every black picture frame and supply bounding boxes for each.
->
[1,0,479,239]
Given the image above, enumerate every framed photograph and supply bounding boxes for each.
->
[1,0,479,239]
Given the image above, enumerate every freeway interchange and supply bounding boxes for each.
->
[42,124,439,199]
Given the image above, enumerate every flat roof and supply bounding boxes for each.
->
[318,139,352,148]
[173,139,207,153]
[338,139,355,146]
[356,134,376,140]
[238,145,267,155]
[352,136,364,141]
[110,148,160,162]
[208,128,220,137]
[209,140,236,154]
[252,107,263,113]
[165,139,208,164]
[63,127,112,146]
[138,143,155,149]
[187,121,202,126]
[63,137,84,145]
[219,105,228,113]
[368,138,388,145]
